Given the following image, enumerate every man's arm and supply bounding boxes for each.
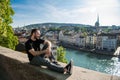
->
[29,48,47,56]
[25,40,48,56]
[43,40,51,49]
[43,40,52,54]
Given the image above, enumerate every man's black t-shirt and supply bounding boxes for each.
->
[25,39,45,61]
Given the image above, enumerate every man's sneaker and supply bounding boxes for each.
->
[65,59,73,75]
[52,61,61,66]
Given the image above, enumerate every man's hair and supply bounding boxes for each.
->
[30,29,38,36]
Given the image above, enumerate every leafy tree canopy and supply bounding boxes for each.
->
[0,0,18,49]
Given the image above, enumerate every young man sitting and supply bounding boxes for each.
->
[25,29,73,74]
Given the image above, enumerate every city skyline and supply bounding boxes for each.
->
[11,0,120,27]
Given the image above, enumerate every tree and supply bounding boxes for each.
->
[80,27,87,33]
[57,46,67,63]
[83,32,87,37]
[74,27,80,32]
[0,0,18,50]
[103,28,110,33]
[49,27,60,31]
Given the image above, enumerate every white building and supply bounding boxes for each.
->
[44,31,58,42]
[102,39,117,51]
[96,33,117,51]
[85,34,97,49]
[75,36,86,47]
[59,31,87,47]
[59,31,76,44]
[59,31,64,41]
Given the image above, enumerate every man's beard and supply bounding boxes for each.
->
[34,36,40,40]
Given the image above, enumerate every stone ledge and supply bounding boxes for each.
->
[0,54,56,80]
[0,46,120,80]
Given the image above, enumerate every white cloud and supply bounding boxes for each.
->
[39,4,98,25]
[12,0,120,27]
[42,0,120,26]
[84,0,120,8]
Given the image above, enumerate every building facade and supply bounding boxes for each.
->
[75,36,86,47]
[96,33,117,51]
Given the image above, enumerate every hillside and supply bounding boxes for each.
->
[24,23,91,28]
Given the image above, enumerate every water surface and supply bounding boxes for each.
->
[65,48,120,76]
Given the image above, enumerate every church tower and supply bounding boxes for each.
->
[95,14,99,27]
[95,14,100,33]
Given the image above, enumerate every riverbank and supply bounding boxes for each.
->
[59,42,118,57]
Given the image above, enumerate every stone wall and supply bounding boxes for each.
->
[0,46,119,80]
[0,46,56,80]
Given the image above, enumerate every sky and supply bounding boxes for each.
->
[11,0,120,27]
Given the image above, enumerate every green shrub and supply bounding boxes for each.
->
[57,46,67,63]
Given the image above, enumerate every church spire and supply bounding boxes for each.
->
[95,14,100,27]
[97,14,99,23]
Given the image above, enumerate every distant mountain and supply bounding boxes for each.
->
[24,23,91,28]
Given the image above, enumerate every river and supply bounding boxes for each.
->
[65,48,120,76]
